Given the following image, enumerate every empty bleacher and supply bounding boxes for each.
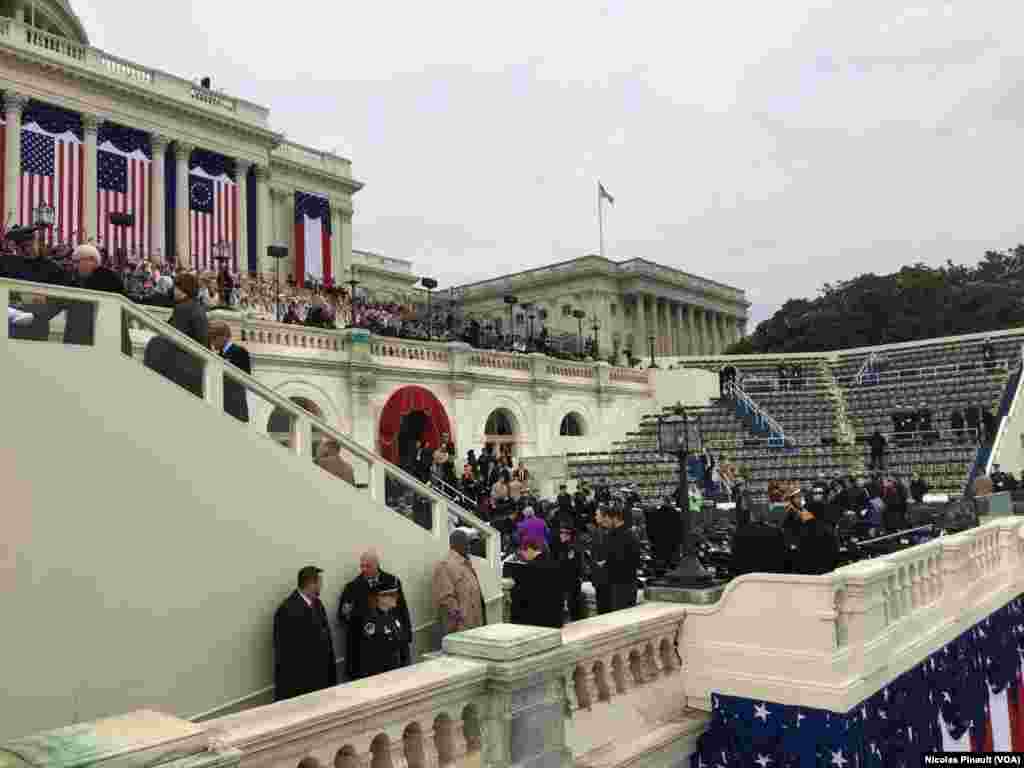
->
[567,330,1024,502]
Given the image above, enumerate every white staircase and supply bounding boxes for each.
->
[0,277,500,741]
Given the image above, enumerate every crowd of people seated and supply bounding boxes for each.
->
[4,229,622,364]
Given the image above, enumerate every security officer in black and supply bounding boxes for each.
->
[356,585,410,680]
[551,521,586,621]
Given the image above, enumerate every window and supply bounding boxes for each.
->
[559,412,586,437]
[562,305,572,317]
[610,304,618,316]
[516,313,525,326]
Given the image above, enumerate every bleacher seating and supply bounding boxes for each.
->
[568,331,1024,502]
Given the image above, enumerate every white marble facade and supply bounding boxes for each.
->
[0,0,360,278]
[455,255,750,361]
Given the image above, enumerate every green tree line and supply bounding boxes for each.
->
[728,246,1024,354]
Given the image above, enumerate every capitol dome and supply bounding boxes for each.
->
[1,0,89,45]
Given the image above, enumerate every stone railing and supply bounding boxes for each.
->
[118,308,649,393]
[274,141,353,179]
[371,338,451,364]
[609,367,649,385]
[468,351,531,373]
[546,364,595,380]
[208,657,488,768]
[353,251,414,274]
[683,516,1024,713]
[240,321,342,352]
[1,615,706,768]
[0,18,270,126]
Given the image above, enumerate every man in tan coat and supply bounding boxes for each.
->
[432,530,485,637]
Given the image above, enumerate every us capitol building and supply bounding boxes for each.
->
[0,0,748,348]
[0,0,360,278]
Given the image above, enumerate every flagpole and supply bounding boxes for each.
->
[597,181,605,258]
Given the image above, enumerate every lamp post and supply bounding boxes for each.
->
[656,405,711,586]
[572,309,586,359]
[33,203,54,252]
[421,277,438,339]
[648,334,659,369]
[503,295,517,349]
[347,266,361,328]
[267,243,288,321]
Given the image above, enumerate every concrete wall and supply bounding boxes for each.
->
[651,368,718,410]
[0,341,499,741]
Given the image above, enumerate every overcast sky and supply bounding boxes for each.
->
[75,0,1024,325]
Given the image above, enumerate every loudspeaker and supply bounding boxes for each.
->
[109,212,134,227]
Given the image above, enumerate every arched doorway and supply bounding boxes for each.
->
[484,408,518,459]
[559,412,586,437]
[378,386,452,467]
[268,397,324,444]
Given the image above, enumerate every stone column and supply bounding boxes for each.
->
[634,294,648,359]
[443,625,572,768]
[274,187,296,280]
[719,314,729,350]
[330,201,343,283]
[3,91,28,224]
[149,134,168,261]
[254,164,270,273]
[669,303,680,356]
[81,114,102,243]
[175,141,194,268]
[705,310,716,354]
[234,159,250,274]
[693,308,705,355]
[340,208,353,282]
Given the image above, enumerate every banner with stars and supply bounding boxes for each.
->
[692,594,1024,768]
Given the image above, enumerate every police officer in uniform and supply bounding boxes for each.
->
[357,585,411,679]
[338,551,412,681]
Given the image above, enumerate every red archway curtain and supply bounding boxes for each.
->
[378,385,453,465]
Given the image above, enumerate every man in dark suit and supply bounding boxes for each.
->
[63,243,126,347]
[272,565,337,701]
[730,507,788,576]
[209,320,251,422]
[337,551,412,681]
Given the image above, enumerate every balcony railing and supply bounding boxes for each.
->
[0,18,270,126]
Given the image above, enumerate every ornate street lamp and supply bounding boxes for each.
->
[420,277,438,339]
[648,334,659,369]
[267,243,288,321]
[503,295,517,349]
[656,405,711,586]
[572,309,586,358]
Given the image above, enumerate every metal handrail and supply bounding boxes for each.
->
[855,524,935,547]
[2,277,500,571]
[836,358,1010,388]
[730,381,787,441]
[854,351,881,386]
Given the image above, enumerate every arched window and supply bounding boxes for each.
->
[267,397,323,434]
[560,412,585,437]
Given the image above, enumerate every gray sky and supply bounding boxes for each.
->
[75,0,1023,325]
